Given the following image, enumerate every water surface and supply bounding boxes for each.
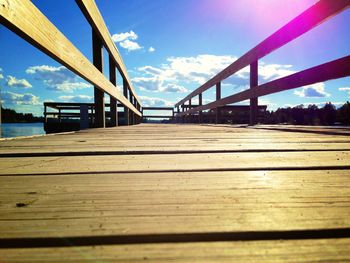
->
[0,123,45,138]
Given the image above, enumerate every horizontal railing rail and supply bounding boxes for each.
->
[174,0,350,125]
[141,107,175,121]
[0,0,142,129]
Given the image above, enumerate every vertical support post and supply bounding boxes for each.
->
[123,78,129,126]
[58,109,62,123]
[44,104,47,124]
[80,105,89,130]
[250,60,258,125]
[188,99,192,123]
[129,90,134,125]
[181,104,185,123]
[109,55,118,127]
[92,30,105,128]
[198,93,203,124]
[133,99,136,125]
[135,102,139,124]
[216,82,221,124]
[176,106,180,123]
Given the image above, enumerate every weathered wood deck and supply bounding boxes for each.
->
[1,124,350,261]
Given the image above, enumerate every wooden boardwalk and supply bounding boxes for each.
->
[1,124,350,261]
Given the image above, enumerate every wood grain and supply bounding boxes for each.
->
[0,124,349,260]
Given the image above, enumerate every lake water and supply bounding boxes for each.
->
[0,123,45,138]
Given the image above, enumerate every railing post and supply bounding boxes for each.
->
[123,78,129,126]
[216,82,221,124]
[250,60,258,125]
[109,55,118,127]
[198,93,203,124]
[188,99,192,123]
[92,30,105,128]
[133,98,136,125]
[129,90,134,125]
[58,109,62,123]
[181,104,185,123]
[176,106,180,123]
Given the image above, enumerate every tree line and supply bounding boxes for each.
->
[260,102,350,125]
[1,107,44,123]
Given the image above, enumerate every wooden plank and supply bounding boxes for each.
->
[1,238,350,262]
[178,56,350,116]
[109,55,118,127]
[0,142,350,155]
[0,170,350,239]
[0,151,349,175]
[75,0,141,105]
[0,0,141,116]
[175,0,350,107]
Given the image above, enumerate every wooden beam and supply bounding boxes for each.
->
[250,61,258,125]
[142,107,174,111]
[178,55,350,116]
[0,0,141,116]
[75,0,141,106]
[198,93,203,124]
[216,82,221,124]
[129,90,134,125]
[109,55,118,127]
[123,78,129,126]
[92,30,105,128]
[175,0,350,107]
[142,115,173,119]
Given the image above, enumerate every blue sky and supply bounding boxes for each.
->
[0,0,349,116]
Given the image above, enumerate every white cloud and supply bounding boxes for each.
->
[140,96,174,107]
[148,47,155,53]
[134,54,298,95]
[58,95,93,103]
[26,65,92,93]
[133,76,188,93]
[134,54,236,93]
[1,91,40,105]
[258,63,295,80]
[162,84,188,93]
[112,31,138,42]
[120,39,142,51]
[0,68,3,79]
[6,75,32,88]
[112,31,142,51]
[294,83,330,98]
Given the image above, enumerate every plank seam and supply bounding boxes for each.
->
[1,228,350,248]
[1,148,350,158]
[1,166,349,177]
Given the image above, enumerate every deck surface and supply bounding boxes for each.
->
[0,124,350,262]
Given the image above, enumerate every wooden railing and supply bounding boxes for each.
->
[0,0,142,128]
[174,0,350,125]
[141,107,175,122]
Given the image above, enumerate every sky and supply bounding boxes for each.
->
[0,0,349,116]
